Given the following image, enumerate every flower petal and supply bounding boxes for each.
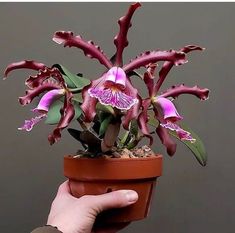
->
[53,31,112,69]
[18,113,46,132]
[154,45,204,94]
[113,2,141,66]
[143,63,157,97]
[33,89,65,112]
[26,67,65,89]
[156,125,177,156]
[88,88,138,110]
[137,99,153,145]
[19,82,61,106]
[81,76,104,122]
[4,60,46,79]
[48,91,75,145]
[154,97,182,122]
[160,122,196,143]
[122,77,141,129]
[160,84,209,101]
[105,67,126,89]
[123,50,187,74]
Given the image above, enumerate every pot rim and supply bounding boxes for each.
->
[64,154,163,181]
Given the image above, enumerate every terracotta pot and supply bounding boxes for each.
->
[64,155,163,223]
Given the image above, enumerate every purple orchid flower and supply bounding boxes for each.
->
[52,3,188,129]
[88,67,138,110]
[18,89,65,131]
[3,3,209,163]
[153,96,195,143]
[138,47,209,155]
[4,63,75,145]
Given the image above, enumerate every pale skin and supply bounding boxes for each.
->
[47,181,139,233]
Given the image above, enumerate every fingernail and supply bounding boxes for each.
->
[125,190,138,203]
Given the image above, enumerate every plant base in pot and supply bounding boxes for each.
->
[64,154,163,223]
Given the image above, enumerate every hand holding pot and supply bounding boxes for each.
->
[47,181,138,233]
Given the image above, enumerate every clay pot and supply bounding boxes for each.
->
[64,155,162,223]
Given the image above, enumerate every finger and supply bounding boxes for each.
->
[57,180,71,195]
[89,190,138,213]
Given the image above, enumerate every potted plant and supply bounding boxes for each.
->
[3,3,209,223]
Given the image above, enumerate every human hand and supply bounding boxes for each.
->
[47,181,138,233]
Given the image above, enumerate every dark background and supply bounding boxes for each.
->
[0,3,234,233]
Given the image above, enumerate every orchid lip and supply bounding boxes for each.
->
[104,67,127,89]
[154,96,183,121]
[160,122,196,143]
[88,67,138,110]
[32,89,65,112]
[18,113,46,132]
[88,87,138,110]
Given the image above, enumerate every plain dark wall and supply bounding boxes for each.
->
[0,3,234,233]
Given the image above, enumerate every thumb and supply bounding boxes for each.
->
[56,180,71,196]
[89,190,138,214]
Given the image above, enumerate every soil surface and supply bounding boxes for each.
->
[75,145,156,158]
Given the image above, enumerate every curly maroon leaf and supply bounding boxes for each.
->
[48,91,75,145]
[156,125,177,156]
[80,77,104,122]
[154,45,204,94]
[113,2,141,66]
[4,60,46,79]
[137,99,153,145]
[122,77,141,130]
[53,31,112,69]
[26,67,65,88]
[19,82,61,106]
[160,84,209,100]
[123,50,187,74]
[143,63,157,96]
[181,45,205,53]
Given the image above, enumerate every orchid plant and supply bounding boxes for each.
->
[4,3,209,165]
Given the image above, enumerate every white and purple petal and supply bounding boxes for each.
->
[160,122,196,143]
[18,113,46,132]
[88,87,138,110]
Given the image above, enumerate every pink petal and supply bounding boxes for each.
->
[18,113,46,132]
[32,89,65,112]
[154,97,183,122]
[160,122,196,143]
[88,88,138,110]
[105,67,126,89]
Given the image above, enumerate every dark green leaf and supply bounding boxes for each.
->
[120,120,139,147]
[148,111,159,127]
[45,100,82,125]
[53,64,90,89]
[73,93,83,103]
[99,115,113,137]
[127,70,143,79]
[68,128,101,153]
[96,103,115,115]
[130,119,138,137]
[169,123,207,166]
